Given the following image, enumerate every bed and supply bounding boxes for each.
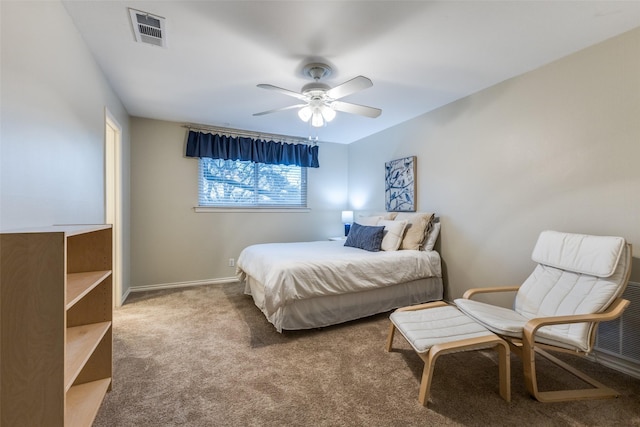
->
[236,213,444,332]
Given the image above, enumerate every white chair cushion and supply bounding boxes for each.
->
[390,305,494,354]
[532,230,625,277]
[454,298,528,337]
[515,263,627,320]
[454,298,591,351]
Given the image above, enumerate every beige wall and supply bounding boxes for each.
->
[130,28,639,294]
[349,27,640,304]
[1,1,132,297]
[130,118,348,288]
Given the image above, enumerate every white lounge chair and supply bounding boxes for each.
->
[455,230,632,402]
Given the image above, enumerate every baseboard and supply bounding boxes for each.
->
[127,277,238,294]
[120,287,132,305]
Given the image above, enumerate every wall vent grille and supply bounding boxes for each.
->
[593,281,640,379]
[129,9,167,48]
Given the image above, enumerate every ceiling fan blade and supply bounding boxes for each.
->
[331,101,381,118]
[253,103,307,117]
[326,76,373,100]
[257,84,307,101]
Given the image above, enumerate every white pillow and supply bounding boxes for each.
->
[379,219,408,251]
[356,215,383,226]
[423,222,440,251]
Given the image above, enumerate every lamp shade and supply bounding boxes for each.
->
[298,106,312,122]
[341,210,354,224]
[321,105,336,122]
[311,110,324,127]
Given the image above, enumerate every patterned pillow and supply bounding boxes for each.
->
[344,223,385,252]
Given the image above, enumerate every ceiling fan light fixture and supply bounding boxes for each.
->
[311,110,324,127]
[321,105,336,122]
[298,105,312,122]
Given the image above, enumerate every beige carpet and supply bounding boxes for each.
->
[94,283,640,426]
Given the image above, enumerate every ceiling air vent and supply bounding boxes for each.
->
[129,8,167,48]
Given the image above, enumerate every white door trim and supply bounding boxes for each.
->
[105,108,123,307]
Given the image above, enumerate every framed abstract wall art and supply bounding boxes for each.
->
[385,156,416,212]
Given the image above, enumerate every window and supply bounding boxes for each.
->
[199,158,307,207]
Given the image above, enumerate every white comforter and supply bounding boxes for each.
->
[236,240,442,315]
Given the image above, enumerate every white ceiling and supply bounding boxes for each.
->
[62,1,640,144]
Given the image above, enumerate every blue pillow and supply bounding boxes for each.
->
[344,223,385,252]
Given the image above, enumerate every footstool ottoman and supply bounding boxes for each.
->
[386,301,510,406]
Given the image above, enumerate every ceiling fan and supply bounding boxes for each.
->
[253,62,382,128]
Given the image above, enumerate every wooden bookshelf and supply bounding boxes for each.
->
[1,225,113,427]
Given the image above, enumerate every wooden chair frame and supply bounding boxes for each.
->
[462,284,631,402]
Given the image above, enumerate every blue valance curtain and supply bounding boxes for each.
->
[185,130,319,168]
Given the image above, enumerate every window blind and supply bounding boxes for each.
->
[198,158,307,207]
